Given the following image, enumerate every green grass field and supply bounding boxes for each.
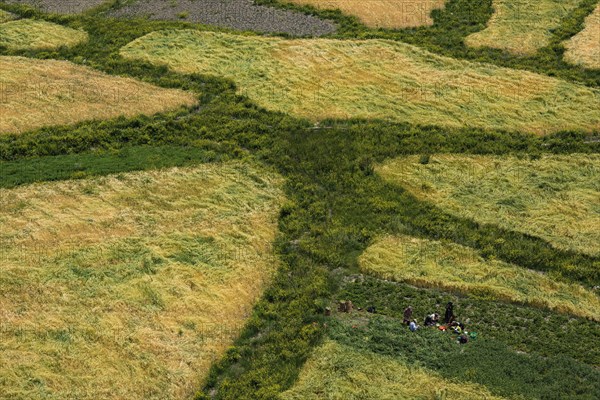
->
[465,0,583,55]
[360,235,600,320]
[376,154,600,256]
[121,30,600,134]
[0,162,284,399]
[282,340,505,400]
[0,19,88,50]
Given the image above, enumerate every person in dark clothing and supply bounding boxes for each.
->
[444,302,454,324]
[424,313,440,326]
[403,306,413,325]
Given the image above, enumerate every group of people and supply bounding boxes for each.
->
[402,302,473,344]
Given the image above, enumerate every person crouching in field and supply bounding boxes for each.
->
[424,313,440,326]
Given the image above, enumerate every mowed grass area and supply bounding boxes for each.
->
[360,235,600,320]
[282,341,505,400]
[0,56,197,134]
[281,0,447,28]
[0,19,88,50]
[465,0,582,55]
[564,4,600,69]
[121,30,600,134]
[0,162,284,399]
[376,154,600,256]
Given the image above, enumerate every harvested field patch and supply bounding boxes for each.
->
[360,235,600,320]
[465,0,583,55]
[282,340,506,400]
[108,0,335,36]
[564,4,600,69]
[282,0,446,29]
[121,30,600,134]
[376,154,600,256]
[0,19,88,50]
[0,162,284,399]
[3,0,108,14]
[0,56,196,134]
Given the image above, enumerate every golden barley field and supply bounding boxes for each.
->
[282,340,506,400]
[359,235,600,320]
[465,0,582,55]
[564,4,600,69]
[376,154,600,256]
[0,9,16,23]
[281,0,447,29]
[0,162,284,399]
[121,30,600,134]
[0,56,197,134]
[0,19,88,50]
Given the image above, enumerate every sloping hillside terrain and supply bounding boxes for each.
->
[0,1,599,399]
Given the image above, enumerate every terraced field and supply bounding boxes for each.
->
[121,30,600,134]
[564,3,600,69]
[360,235,600,320]
[465,0,583,54]
[0,56,196,134]
[281,0,447,28]
[376,154,600,256]
[0,19,88,50]
[0,162,284,399]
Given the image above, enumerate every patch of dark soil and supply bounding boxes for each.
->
[108,0,336,36]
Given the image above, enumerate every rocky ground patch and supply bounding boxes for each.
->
[4,0,107,14]
[108,0,336,36]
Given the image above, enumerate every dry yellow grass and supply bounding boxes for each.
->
[465,0,582,55]
[0,162,284,399]
[564,4,600,69]
[376,154,600,256]
[282,0,447,28]
[360,235,600,320]
[0,19,88,50]
[121,30,600,134]
[282,340,506,400]
[0,56,197,134]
